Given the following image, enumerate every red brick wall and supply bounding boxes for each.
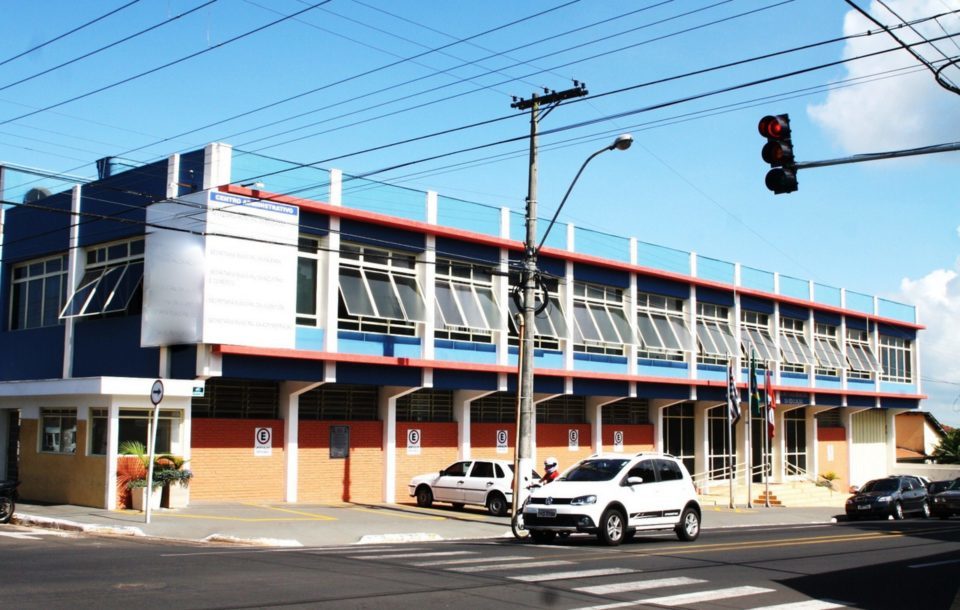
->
[537,423,594,473]
[298,421,382,504]
[470,423,516,461]
[395,422,458,503]
[191,419,285,502]
[602,424,655,454]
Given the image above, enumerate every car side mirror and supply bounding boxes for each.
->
[848,485,859,494]
[625,476,643,486]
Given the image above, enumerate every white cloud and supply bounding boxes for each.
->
[895,252,960,427]
[808,1,960,152]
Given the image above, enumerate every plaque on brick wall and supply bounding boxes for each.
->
[330,425,350,459]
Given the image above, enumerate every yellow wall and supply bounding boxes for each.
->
[19,419,107,508]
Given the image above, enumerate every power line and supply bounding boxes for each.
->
[0,0,333,128]
[0,0,219,94]
[0,0,143,68]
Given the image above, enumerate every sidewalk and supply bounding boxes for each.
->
[10,501,843,548]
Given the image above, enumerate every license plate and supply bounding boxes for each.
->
[537,508,557,518]
[858,505,871,510]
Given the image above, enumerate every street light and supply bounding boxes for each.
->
[512,134,633,524]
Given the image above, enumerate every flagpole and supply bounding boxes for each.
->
[764,364,770,508]
[746,350,753,509]
[727,358,734,510]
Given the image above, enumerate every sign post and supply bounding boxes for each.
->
[145,379,164,524]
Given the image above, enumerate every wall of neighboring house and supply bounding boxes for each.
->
[849,410,888,487]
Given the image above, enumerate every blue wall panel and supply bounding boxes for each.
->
[300,211,329,236]
[637,383,689,400]
[573,378,629,397]
[72,316,159,377]
[845,316,868,331]
[435,342,498,365]
[696,287,734,307]
[817,393,842,406]
[741,295,774,314]
[338,332,420,358]
[636,275,688,299]
[77,159,169,248]
[880,381,916,395]
[697,366,726,382]
[432,369,498,391]
[877,323,916,340]
[815,377,842,390]
[341,218,424,252]
[0,326,64,380]
[779,303,809,320]
[337,362,421,386]
[846,395,875,407]
[295,327,325,351]
[881,397,919,409]
[697,386,728,401]
[4,191,72,261]
[169,345,197,380]
[847,378,874,391]
[638,361,689,379]
[222,355,325,381]
[436,236,499,265]
[574,262,628,288]
[509,252,565,278]
[814,310,841,325]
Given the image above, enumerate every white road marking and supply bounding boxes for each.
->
[355,550,474,560]
[414,555,532,567]
[0,532,42,540]
[908,558,960,569]
[511,568,637,582]
[449,559,573,573]
[575,576,706,595]
[573,585,775,610]
[749,600,846,610]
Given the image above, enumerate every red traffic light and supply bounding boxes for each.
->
[759,115,790,140]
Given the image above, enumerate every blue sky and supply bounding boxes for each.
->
[1,0,959,425]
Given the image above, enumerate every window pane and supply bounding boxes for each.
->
[792,335,815,364]
[61,269,104,317]
[26,278,43,328]
[42,275,62,327]
[393,274,426,321]
[103,262,144,313]
[746,328,776,361]
[590,303,620,343]
[670,316,693,350]
[475,286,501,328]
[11,282,26,330]
[637,313,664,350]
[652,314,681,350]
[574,302,601,341]
[454,283,485,328]
[547,297,567,336]
[711,321,737,355]
[435,281,463,327]
[366,270,404,320]
[534,308,555,336]
[609,306,634,345]
[845,343,867,370]
[339,268,377,317]
[297,258,318,317]
[83,265,125,314]
[697,321,720,354]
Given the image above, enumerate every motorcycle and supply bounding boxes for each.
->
[0,480,19,524]
[511,481,540,540]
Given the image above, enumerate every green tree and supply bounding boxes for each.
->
[932,429,960,464]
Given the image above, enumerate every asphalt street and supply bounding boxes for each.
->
[2,518,959,609]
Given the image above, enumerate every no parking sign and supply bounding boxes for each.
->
[613,430,624,453]
[407,429,421,455]
[255,427,272,456]
[568,429,579,451]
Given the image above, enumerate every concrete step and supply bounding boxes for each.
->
[698,481,848,508]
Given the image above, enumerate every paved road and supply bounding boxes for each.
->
[2,519,959,609]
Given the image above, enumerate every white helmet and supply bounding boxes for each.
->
[544,457,558,471]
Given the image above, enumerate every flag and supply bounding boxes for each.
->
[748,351,761,417]
[765,368,776,439]
[726,359,741,426]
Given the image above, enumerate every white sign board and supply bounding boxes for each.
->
[613,430,624,453]
[407,429,421,456]
[827,444,835,462]
[496,429,508,454]
[142,190,299,348]
[255,427,273,456]
[568,429,579,451]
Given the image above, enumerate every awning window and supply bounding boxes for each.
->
[60,261,144,319]
[638,311,691,352]
[846,342,882,372]
[814,336,845,368]
[780,332,816,365]
[741,326,778,362]
[435,280,500,331]
[338,266,426,322]
[697,319,738,356]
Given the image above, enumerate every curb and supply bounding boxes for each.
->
[13,513,146,538]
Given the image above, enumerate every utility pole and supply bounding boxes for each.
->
[509,83,588,514]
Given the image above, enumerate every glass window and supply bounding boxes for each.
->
[627,461,656,484]
[697,303,737,363]
[61,238,144,319]
[573,281,631,356]
[442,461,470,477]
[507,275,565,350]
[40,409,77,454]
[10,254,68,330]
[741,311,777,362]
[339,267,377,317]
[118,409,181,454]
[656,459,684,481]
[846,328,882,376]
[338,243,426,334]
[814,323,844,372]
[435,259,500,341]
[470,461,494,478]
[879,335,912,383]
[90,409,109,456]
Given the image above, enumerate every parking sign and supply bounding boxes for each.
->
[496,429,508,454]
[407,429,421,455]
[568,429,579,451]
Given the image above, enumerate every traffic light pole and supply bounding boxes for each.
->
[793,140,960,170]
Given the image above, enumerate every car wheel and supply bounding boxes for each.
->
[452,503,465,511]
[415,486,433,508]
[486,493,508,517]
[597,508,626,546]
[0,496,13,524]
[675,507,700,542]
[922,502,931,519]
[893,501,904,520]
[531,530,556,544]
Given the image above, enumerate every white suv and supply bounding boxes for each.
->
[522,453,701,545]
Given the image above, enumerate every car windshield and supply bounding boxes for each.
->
[861,479,899,493]
[561,459,630,482]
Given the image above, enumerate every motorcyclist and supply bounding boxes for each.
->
[541,457,559,484]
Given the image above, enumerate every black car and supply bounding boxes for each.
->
[929,478,960,519]
[926,478,959,496]
[845,475,929,520]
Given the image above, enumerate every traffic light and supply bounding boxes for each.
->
[758,114,798,194]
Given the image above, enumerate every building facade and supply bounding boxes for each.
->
[0,143,924,509]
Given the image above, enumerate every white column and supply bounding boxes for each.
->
[280,381,322,503]
[202,142,232,189]
[586,396,620,454]
[454,390,495,460]
[806,405,832,481]
[564,259,575,372]
[693,402,712,480]
[105,402,121,510]
[63,184,82,379]
[379,386,420,503]
[323,171,342,356]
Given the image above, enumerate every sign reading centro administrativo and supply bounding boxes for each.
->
[142,191,299,349]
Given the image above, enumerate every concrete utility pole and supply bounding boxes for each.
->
[510,83,588,510]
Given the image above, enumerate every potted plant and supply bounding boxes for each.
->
[118,441,192,510]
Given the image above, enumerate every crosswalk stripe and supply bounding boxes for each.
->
[511,568,637,582]
[0,532,41,540]
[449,559,573,573]
[573,585,775,610]
[355,550,474,560]
[574,576,706,595]
[748,601,846,610]
[414,555,532,567]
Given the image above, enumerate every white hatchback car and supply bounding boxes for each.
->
[410,459,535,516]
[522,453,701,545]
